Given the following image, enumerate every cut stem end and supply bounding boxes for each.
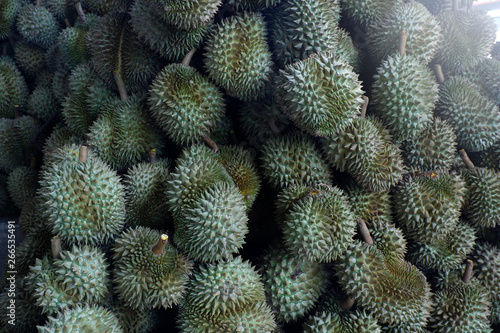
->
[152,234,168,256]
[398,31,408,56]
[357,218,374,245]
[202,136,218,153]
[462,260,473,284]
[340,295,356,311]
[79,146,88,163]
[51,236,62,260]
[434,64,445,84]
[459,149,475,170]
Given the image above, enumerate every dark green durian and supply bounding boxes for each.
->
[7,166,38,209]
[0,0,20,39]
[260,132,332,190]
[481,142,500,172]
[204,11,273,101]
[0,116,39,172]
[0,56,29,118]
[344,182,392,223]
[15,4,60,49]
[340,0,403,27]
[42,127,84,166]
[13,40,46,77]
[43,0,77,22]
[111,302,158,333]
[51,67,70,103]
[27,82,60,122]
[303,309,381,333]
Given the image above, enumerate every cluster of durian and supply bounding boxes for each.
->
[0,0,499,332]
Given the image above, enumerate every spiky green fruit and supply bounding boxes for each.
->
[276,184,357,262]
[435,76,500,152]
[51,67,70,103]
[177,256,277,332]
[226,0,280,10]
[27,245,110,314]
[368,2,441,64]
[112,227,192,309]
[335,219,432,329]
[372,54,438,141]
[0,0,20,39]
[345,182,392,223]
[460,167,500,228]
[16,4,60,49]
[481,142,500,172]
[337,28,361,73]
[417,0,474,15]
[303,310,381,333]
[260,132,332,190]
[435,10,496,75]
[112,302,157,333]
[0,56,29,118]
[27,83,59,121]
[277,51,364,137]
[0,116,39,172]
[39,152,126,245]
[130,0,210,61]
[43,0,77,22]
[148,63,225,146]
[469,243,500,317]
[13,40,46,77]
[145,0,221,30]
[260,246,328,323]
[393,171,465,243]
[466,58,500,105]
[123,157,171,230]
[88,11,160,93]
[267,0,340,67]
[204,12,273,101]
[340,0,403,27]
[37,304,124,333]
[403,118,457,172]
[57,15,97,69]
[7,166,38,209]
[62,62,113,136]
[408,220,477,271]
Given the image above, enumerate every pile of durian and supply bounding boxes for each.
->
[0,0,499,332]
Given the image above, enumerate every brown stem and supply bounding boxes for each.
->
[181,48,197,66]
[113,71,128,101]
[269,118,281,135]
[433,64,445,84]
[14,105,20,118]
[202,136,218,153]
[149,149,158,164]
[462,260,473,284]
[357,218,374,245]
[398,31,408,56]
[360,96,369,118]
[75,2,87,22]
[79,146,88,163]
[459,149,475,170]
[51,236,62,259]
[340,295,355,311]
[151,234,168,256]
[64,18,72,28]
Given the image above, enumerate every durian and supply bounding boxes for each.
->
[340,0,403,28]
[0,56,29,118]
[0,0,20,40]
[13,41,46,77]
[15,3,60,49]
[7,165,38,209]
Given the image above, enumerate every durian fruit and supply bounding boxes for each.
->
[51,67,70,103]
[87,93,165,171]
[13,40,46,77]
[43,0,77,23]
[111,301,157,333]
[62,62,113,136]
[0,0,20,39]
[372,53,439,141]
[408,220,477,271]
[88,11,160,93]
[466,58,500,105]
[42,130,84,166]
[27,82,60,122]
[367,2,442,64]
[335,219,433,330]
[260,245,329,323]
[459,150,500,229]
[15,3,60,49]
[435,76,500,152]
[0,56,29,118]
[267,0,341,67]
[27,244,110,314]
[428,261,492,332]
[340,0,403,28]
[37,304,124,333]
[130,0,210,61]
[177,256,277,332]
[336,28,361,74]
[393,171,465,243]
[275,184,357,263]
[0,116,39,173]
[214,145,261,210]
[481,142,500,172]
[112,227,192,310]
[123,151,172,230]
[226,0,280,10]
[277,51,364,137]
[344,182,392,223]
[417,0,474,15]
[434,10,496,75]
[7,165,38,209]
[403,118,457,172]
[148,62,225,146]
[38,146,126,245]
[203,12,273,101]
[260,132,332,190]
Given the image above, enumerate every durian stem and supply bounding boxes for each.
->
[51,236,62,259]
[357,218,374,245]
[149,149,158,164]
[398,31,408,56]
[340,295,356,311]
[269,118,281,135]
[14,105,20,118]
[462,260,473,284]
[360,96,369,118]
[459,149,475,170]
[181,48,197,67]
[113,70,128,101]
[79,146,88,163]
[434,64,445,84]
[202,136,218,153]
[30,156,36,170]
[64,18,72,28]
[75,2,87,22]
[151,234,168,256]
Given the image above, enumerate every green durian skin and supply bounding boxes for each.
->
[0,0,20,39]
[417,0,474,15]
[148,63,225,146]
[204,11,273,101]
[226,0,280,10]
[0,116,39,173]
[7,166,38,210]
[27,83,60,122]
[0,56,29,118]
[303,310,382,333]
[481,142,500,172]
[57,24,93,69]
[469,243,500,305]
[344,182,392,223]
[16,4,60,49]
[13,40,46,77]
[82,0,132,15]
[112,302,158,333]
[340,0,403,27]
[467,58,500,105]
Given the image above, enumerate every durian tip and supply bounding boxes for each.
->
[75,2,87,22]
[51,236,62,259]
[433,64,445,84]
[458,149,475,169]
[78,146,88,163]
[149,149,158,164]
[398,31,408,56]
[360,96,369,118]
[462,259,473,284]
[357,218,374,245]
[152,234,169,256]
[340,295,356,311]
[202,136,218,153]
